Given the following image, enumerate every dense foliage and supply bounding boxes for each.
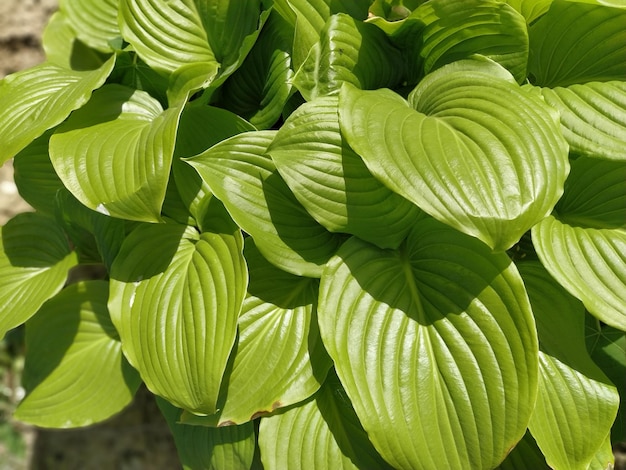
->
[0,0,624,468]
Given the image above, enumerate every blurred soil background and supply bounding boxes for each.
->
[0,1,179,468]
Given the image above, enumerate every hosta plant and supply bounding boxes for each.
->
[0,0,624,468]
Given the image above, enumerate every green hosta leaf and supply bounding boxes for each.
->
[505,0,553,24]
[0,213,78,340]
[200,239,330,426]
[158,399,256,470]
[0,57,115,164]
[50,84,183,222]
[13,130,65,216]
[518,262,619,470]
[278,0,371,69]
[219,10,294,129]
[318,217,538,470]
[61,0,121,52]
[185,131,345,277]
[268,96,419,249]
[42,11,110,70]
[528,0,626,87]
[533,216,626,331]
[586,317,626,442]
[340,59,569,251]
[14,281,141,427]
[119,0,264,98]
[109,220,247,415]
[587,435,615,470]
[173,104,255,227]
[541,81,626,161]
[293,13,404,101]
[533,157,626,330]
[259,370,392,470]
[412,0,529,83]
[497,431,549,470]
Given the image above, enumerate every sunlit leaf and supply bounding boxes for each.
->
[340,59,569,250]
[50,84,183,222]
[318,217,538,469]
[293,13,404,101]
[268,96,419,249]
[61,0,121,52]
[0,57,115,163]
[541,81,626,161]
[0,213,77,340]
[259,370,392,470]
[109,218,247,414]
[518,261,619,470]
[185,131,345,277]
[15,281,141,427]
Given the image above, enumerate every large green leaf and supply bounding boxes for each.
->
[158,399,256,470]
[532,157,626,330]
[518,262,619,470]
[340,59,569,251]
[268,96,419,249]
[0,57,115,164]
[50,84,183,222]
[277,0,371,69]
[258,370,393,470]
[292,13,404,101]
[119,0,264,100]
[219,10,294,129]
[541,81,626,161]
[0,213,78,340]
[13,130,65,216]
[318,217,538,469]
[412,0,529,83]
[185,131,345,277]
[108,218,247,415]
[528,0,626,87]
[14,281,141,427]
[193,239,330,426]
[61,0,121,52]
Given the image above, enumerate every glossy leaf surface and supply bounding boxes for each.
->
[340,59,568,250]
[318,217,538,469]
[519,262,619,470]
[0,213,77,340]
[186,131,345,277]
[15,281,141,427]
[61,0,121,52]
[109,221,247,414]
[269,96,419,249]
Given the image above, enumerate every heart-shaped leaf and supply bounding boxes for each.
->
[258,370,393,470]
[14,281,141,427]
[340,59,569,251]
[219,10,294,129]
[158,399,256,470]
[292,13,404,101]
[269,96,419,249]
[185,131,345,277]
[61,0,121,52]
[108,219,247,414]
[528,0,626,87]
[50,84,183,222]
[412,0,529,83]
[541,81,626,161]
[518,261,619,470]
[318,217,538,469]
[199,238,330,426]
[0,57,115,163]
[532,157,626,330]
[0,213,78,340]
